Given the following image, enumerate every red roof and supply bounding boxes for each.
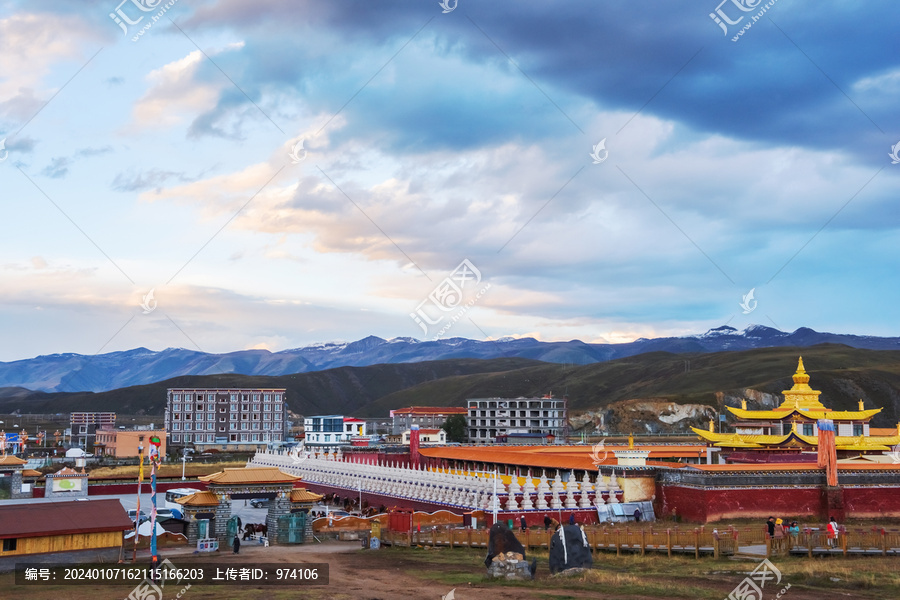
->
[0,498,133,539]
[417,429,443,434]
[393,406,467,415]
[343,417,366,423]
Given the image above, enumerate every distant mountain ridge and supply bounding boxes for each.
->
[2,325,899,393]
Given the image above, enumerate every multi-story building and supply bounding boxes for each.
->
[390,406,467,435]
[165,388,287,451]
[93,429,167,458]
[466,395,567,444]
[70,412,116,452]
[303,416,366,447]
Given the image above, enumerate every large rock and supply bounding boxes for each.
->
[549,525,593,574]
[483,523,526,568]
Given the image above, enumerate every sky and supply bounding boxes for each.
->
[0,0,898,363]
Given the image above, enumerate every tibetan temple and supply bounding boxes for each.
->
[692,357,900,462]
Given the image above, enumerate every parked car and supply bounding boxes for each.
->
[127,509,148,525]
[155,508,181,521]
[249,498,271,508]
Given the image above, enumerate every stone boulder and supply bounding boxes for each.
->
[548,525,593,574]
[486,551,537,580]
[483,523,526,568]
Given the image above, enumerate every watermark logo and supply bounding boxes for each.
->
[439,0,457,14]
[725,558,789,600]
[410,259,490,340]
[0,138,8,162]
[589,138,608,164]
[590,440,608,466]
[140,289,157,314]
[887,444,900,464]
[710,0,779,42]
[288,441,308,465]
[739,288,757,314]
[289,139,307,163]
[110,0,180,41]
[126,557,191,600]
[889,141,900,165]
[441,588,456,600]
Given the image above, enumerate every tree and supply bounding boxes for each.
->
[441,414,468,443]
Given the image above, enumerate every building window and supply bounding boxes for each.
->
[854,424,864,436]
[264,394,271,401]
[264,404,271,412]
[173,435,181,442]
[264,423,271,430]
[803,423,814,436]
[240,434,248,441]
[252,434,259,441]
[2,538,16,552]
[275,394,281,401]
[173,394,180,401]
[241,423,248,430]
[183,434,192,442]
[173,424,180,431]
[206,434,214,442]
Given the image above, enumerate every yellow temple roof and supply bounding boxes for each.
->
[727,406,882,421]
[692,427,900,451]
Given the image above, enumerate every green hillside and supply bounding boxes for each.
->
[0,357,541,416]
[361,345,900,426]
[3,345,900,427]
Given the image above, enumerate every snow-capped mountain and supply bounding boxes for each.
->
[1,326,898,393]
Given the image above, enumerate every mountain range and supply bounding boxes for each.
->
[2,325,899,393]
[2,345,899,429]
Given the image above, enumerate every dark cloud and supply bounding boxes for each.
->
[41,157,71,179]
[112,169,193,192]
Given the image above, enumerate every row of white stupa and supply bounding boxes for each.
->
[250,449,622,511]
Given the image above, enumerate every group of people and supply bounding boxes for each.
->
[767,515,841,551]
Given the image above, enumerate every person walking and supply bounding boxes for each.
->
[634,508,643,523]
[232,534,241,554]
[568,513,575,525]
[544,515,552,530]
[766,516,775,539]
[827,516,839,548]
[788,521,800,545]
[773,519,785,554]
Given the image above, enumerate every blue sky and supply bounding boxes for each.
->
[0,0,898,362]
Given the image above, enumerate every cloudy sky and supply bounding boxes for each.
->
[0,0,898,362]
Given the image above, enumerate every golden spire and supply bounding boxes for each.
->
[628,433,634,449]
[793,356,810,385]
[858,399,865,411]
[709,419,714,432]
[741,399,747,410]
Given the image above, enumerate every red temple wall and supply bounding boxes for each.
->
[656,483,900,523]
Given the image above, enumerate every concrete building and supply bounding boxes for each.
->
[466,395,567,444]
[390,406,467,435]
[70,412,116,452]
[165,388,287,450]
[303,416,366,447]
[93,428,168,458]
[401,428,446,445]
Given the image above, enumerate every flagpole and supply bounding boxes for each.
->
[132,443,143,563]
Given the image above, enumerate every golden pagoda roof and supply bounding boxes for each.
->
[198,466,302,485]
[289,488,324,503]
[778,356,826,410]
[693,427,900,451]
[727,406,882,421]
[174,491,221,507]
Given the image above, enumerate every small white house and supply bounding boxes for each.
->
[402,428,447,446]
[65,448,88,458]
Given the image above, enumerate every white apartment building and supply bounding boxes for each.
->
[303,416,367,446]
[165,388,287,450]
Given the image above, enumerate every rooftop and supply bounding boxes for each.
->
[199,466,302,485]
[174,490,221,506]
[0,498,133,539]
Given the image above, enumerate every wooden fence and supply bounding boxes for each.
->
[378,525,900,559]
